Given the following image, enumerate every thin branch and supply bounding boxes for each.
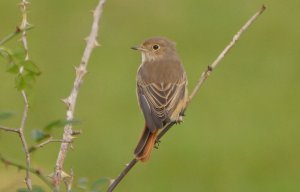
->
[18,89,32,190]
[17,0,33,190]
[0,25,33,46]
[0,154,53,189]
[0,125,19,133]
[29,137,70,153]
[52,0,107,188]
[106,5,267,192]
[106,159,138,192]
[188,4,267,102]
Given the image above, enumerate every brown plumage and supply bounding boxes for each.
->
[132,37,188,162]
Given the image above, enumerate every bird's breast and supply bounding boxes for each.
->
[138,58,184,84]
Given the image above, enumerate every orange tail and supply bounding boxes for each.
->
[134,125,158,162]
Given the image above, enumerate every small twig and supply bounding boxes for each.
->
[0,154,53,189]
[52,0,106,189]
[0,25,33,46]
[18,91,32,190]
[107,5,266,192]
[29,137,70,153]
[0,125,19,133]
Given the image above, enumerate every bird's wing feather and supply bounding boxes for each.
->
[137,74,186,132]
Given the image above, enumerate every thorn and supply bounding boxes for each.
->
[70,144,74,150]
[61,98,70,107]
[75,66,87,76]
[47,172,54,178]
[19,1,30,8]
[70,135,77,140]
[94,40,100,47]
[109,179,115,185]
[71,130,82,136]
[61,171,71,179]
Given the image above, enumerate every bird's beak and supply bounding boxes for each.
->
[131,46,139,50]
[131,45,146,51]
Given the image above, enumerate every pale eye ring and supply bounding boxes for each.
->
[152,44,160,50]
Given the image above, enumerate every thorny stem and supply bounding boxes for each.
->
[52,0,107,189]
[106,5,267,192]
[18,0,32,190]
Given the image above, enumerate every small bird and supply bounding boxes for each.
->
[131,37,188,162]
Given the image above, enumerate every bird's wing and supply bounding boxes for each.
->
[137,74,187,132]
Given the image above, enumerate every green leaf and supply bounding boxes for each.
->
[90,178,110,192]
[15,71,38,91]
[0,112,14,120]
[31,129,50,142]
[11,46,26,61]
[44,119,80,132]
[22,60,41,75]
[24,72,36,83]
[6,62,19,74]
[15,74,26,91]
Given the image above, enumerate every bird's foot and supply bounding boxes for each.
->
[177,116,183,124]
[154,139,161,149]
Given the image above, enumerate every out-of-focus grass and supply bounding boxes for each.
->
[1,0,300,191]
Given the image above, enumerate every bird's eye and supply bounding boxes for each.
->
[152,44,160,50]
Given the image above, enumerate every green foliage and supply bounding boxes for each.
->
[44,119,80,132]
[31,129,50,142]
[30,119,80,144]
[17,186,45,192]
[0,46,40,91]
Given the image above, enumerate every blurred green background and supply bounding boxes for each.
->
[1,0,300,191]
